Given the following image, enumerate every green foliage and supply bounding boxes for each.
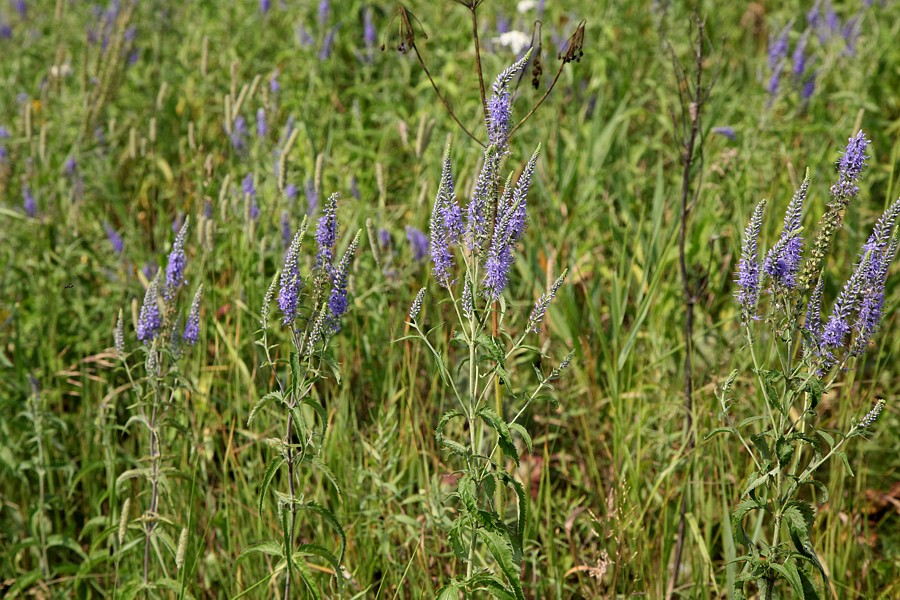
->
[0,0,898,598]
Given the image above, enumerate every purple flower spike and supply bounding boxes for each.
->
[285,183,298,202]
[819,267,865,369]
[315,193,339,270]
[406,226,428,261]
[764,175,808,289]
[327,232,360,329]
[270,70,280,93]
[801,73,817,102]
[803,277,824,356]
[105,222,125,254]
[183,285,203,345]
[137,272,163,343]
[850,199,900,355]
[260,0,271,15]
[735,200,766,318]
[279,227,306,324]
[230,116,247,151]
[363,8,376,50]
[792,30,810,78]
[484,145,540,300]
[23,186,36,217]
[318,0,330,26]
[256,108,267,138]
[486,51,531,152]
[430,146,461,287]
[165,218,189,299]
[767,62,784,97]
[305,178,318,215]
[466,146,500,255]
[768,22,791,70]
[830,130,870,199]
[319,26,337,60]
[712,126,736,141]
[242,173,256,197]
[281,210,292,248]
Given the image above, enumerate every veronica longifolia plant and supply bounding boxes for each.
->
[114,218,204,590]
[407,56,573,599]
[250,193,360,598]
[722,131,892,599]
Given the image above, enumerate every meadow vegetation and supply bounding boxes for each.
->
[0,0,898,598]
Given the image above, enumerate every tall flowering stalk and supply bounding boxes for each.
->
[724,132,892,600]
[114,218,204,589]
[407,58,572,598]
[251,194,360,598]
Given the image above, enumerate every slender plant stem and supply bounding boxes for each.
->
[411,44,483,146]
[508,62,565,139]
[469,7,487,122]
[667,18,707,599]
[283,402,296,600]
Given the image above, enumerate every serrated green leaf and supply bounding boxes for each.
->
[480,527,524,600]
[482,472,496,500]
[817,430,834,449]
[281,506,294,587]
[436,582,463,600]
[467,572,517,600]
[448,521,468,563]
[769,561,804,598]
[783,501,815,548]
[310,457,342,500]
[295,559,322,600]
[296,502,346,564]
[776,436,794,467]
[301,396,328,434]
[293,543,341,579]
[115,467,152,491]
[508,423,532,454]
[436,410,467,455]
[258,458,284,518]
[704,427,733,441]
[247,391,283,426]
[458,475,478,516]
[742,467,776,498]
[731,500,762,547]
[477,407,518,466]
[803,377,825,410]
[497,472,527,556]
[835,450,854,477]
[751,433,773,462]
[237,540,284,565]
[797,566,822,599]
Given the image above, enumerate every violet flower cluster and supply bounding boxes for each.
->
[735,200,766,318]
[135,218,203,347]
[275,193,361,344]
[766,2,877,103]
[427,55,545,307]
[737,130,899,375]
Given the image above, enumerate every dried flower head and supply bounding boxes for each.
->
[528,269,567,333]
[409,287,427,322]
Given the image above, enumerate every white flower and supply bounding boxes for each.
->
[517,0,538,13]
[492,31,531,55]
